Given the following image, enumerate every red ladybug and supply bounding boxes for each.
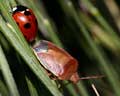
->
[12,5,38,42]
[32,40,80,83]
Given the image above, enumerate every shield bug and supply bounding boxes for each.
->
[32,40,80,83]
[32,40,104,83]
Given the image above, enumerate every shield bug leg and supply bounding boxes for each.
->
[45,70,52,77]
[49,74,57,80]
[69,72,80,84]
[46,70,58,80]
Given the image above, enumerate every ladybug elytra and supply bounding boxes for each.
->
[12,5,38,42]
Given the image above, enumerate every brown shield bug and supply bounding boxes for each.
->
[32,40,104,83]
[32,40,80,83]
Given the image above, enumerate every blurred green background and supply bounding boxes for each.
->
[0,0,120,96]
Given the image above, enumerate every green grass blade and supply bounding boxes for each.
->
[0,80,9,96]
[0,0,63,94]
[0,45,20,96]
[77,82,89,96]
[0,33,11,52]
[8,0,17,7]
[79,12,119,52]
[0,15,63,96]
[65,84,79,96]
[25,77,39,96]
[81,0,120,50]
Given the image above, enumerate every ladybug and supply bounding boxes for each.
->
[12,5,38,42]
[32,40,80,83]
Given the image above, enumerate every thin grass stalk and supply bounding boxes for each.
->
[0,80,9,96]
[0,33,10,52]
[58,0,120,95]
[8,0,17,7]
[65,84,79,96]
[0,45,20,96]
[91,83,100,96]
[25,77,39,96]
[104,0,120,28]
[4,0,12,11]
[79,12,118,52]
[76,82,89,96]
[81,0,120,49]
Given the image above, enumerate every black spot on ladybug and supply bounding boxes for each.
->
[24,23,31,29]
[24,11,31,16]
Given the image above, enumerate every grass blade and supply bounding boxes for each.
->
[0,45,20,96]
[25,77,39,96]
[0,1,63,94]
[0,80,9,96]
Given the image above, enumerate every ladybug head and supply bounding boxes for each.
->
[12,5,28,14]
